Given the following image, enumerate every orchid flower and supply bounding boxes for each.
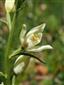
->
[13,23,53,74]
[20,23,53,52]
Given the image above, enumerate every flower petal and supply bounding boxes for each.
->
[26,23,46,37]
[25,23,46,49]
[27,45,53,52]
[26,33,42,49]
[13,62,25,74]
[20,24,27,45]
[0,82,4,85]
[14,55,30,74]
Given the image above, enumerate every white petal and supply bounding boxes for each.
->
[0,82,4,85]
[27,45,53,52]
[25,23,46,49]
[13,62,25,74]
[26,33,42,49]
[26,23,46,37]
[20,24,27,45]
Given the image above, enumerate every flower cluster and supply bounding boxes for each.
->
[13,23,53,74]
[20,23,52,52]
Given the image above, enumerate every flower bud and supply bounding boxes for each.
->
[5,0,15,12]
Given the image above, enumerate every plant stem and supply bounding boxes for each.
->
[4,12,16,85]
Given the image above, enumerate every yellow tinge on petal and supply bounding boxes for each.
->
[31,34,40,41]
[25,23,46,49]
[26,33,42,49]
[5,0,15,12]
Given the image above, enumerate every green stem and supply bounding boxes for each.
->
[12,76,16,85]
[4,12,16,85]
[6,12,12,31]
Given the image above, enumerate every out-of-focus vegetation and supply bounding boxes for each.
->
[0,0,64,85]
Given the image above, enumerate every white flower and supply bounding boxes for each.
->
[20,23,53,52]
[13,23,53,74]
[5,0,15,12]
[0,82,4,85]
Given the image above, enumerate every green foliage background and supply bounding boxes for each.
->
[0,0,64,85]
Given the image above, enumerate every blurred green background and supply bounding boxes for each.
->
[0,0,64,85]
